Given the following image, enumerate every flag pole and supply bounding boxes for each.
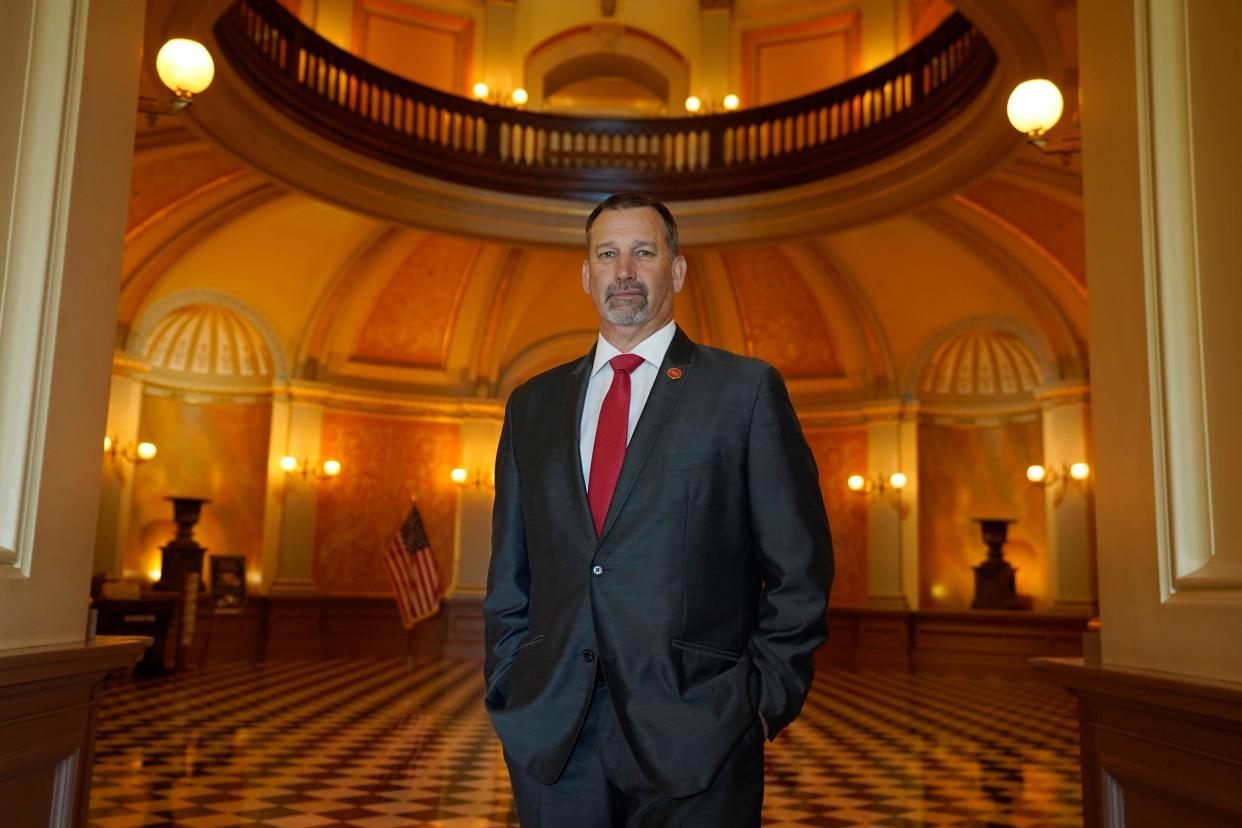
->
[405,626,415,669]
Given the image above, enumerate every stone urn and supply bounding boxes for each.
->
[971,517,1022,610]
[153,496,211,592]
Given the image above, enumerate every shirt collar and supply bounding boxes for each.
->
[592,320,677,377]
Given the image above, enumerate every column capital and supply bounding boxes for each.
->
[1034,381,1091,406]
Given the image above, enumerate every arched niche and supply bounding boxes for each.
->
[524,24,689,116]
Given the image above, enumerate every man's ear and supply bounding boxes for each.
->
[672,255,687,294]
[582,259,591,294]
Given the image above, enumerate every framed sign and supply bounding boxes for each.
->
[209,555,247,609]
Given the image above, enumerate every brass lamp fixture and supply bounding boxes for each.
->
[1007,78,1080,161]
[138,38,216,126]
[280,455,342,482]
[471,82,529,108]
[451,466,494,491]
[846,471,909,516]
[103,435,158,464]
[1026,461,1089,503]
[685,93,741,114]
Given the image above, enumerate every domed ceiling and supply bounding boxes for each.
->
[119,122,1087,409]
[124,0,1085,410]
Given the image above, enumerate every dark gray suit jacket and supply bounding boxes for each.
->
[483,327,833,798]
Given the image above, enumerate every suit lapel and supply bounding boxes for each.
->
[561,344,598,548]
[597,328,696,546]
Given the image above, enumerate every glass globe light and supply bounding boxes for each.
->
[723,93,740,111]
[156,39,215,98]
[1026,464,1047,483]
[472,82,490,100]
[280,456,299,473]
[847,474,866,492]
[322,459,342,477]
[684,96,702,114]
[450,467,468,485]
[136,442,158,461]
[1007,79,1064,136]
[511,87,528,105]
[888,472,908,490]
[1069,462,1090,481]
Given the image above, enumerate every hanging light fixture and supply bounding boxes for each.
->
[138,38,216,126]
[1006,78,1080,160]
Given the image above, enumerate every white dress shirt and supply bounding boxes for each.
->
[579,320,677,485]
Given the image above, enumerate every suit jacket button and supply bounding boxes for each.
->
[582,649,595,662]
[591,565,603,576]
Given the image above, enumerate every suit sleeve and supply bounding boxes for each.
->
[745,365,834,738]
[482,395,529,709]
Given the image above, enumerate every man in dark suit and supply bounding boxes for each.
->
[484,193,833,826]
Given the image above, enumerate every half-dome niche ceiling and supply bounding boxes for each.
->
[530,25,689,116]
[143,303,273,379]
[919,328,1044,400]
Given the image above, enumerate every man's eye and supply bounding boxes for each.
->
[637,250,654,257]
[599,251,615,258]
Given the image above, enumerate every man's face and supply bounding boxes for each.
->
[582,207,686,332]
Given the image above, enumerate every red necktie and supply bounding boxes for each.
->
[588,353,645,536]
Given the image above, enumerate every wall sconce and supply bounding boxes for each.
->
[684,93,741,115]
[1007,78,1080,162]
[104,435,158,464]
[846,471,909,516]
[1026,461,1089,503]
[138,38,215,126]
[471,82,529,108]
[451,467,494,490]
[280,455,342,482]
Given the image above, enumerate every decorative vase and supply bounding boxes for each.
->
[971,517,1022,610]
[153,496,211,593]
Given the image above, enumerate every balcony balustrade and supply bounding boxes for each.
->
[215,0,996,202]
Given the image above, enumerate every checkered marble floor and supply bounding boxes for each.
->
[90,659,1082,827]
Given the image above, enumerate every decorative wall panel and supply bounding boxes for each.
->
[352,0,473,94]
[910,0,955,41]
[127,396,271,581]
[351,234,481,368]
[722,247,843,379]
[314,412,459,595]
[741,12,860,106]
[805,427,868,607]
[917,421,1047,609]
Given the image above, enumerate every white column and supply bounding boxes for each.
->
[0,0,144,647]
[699,7,731,108]
[92,368,146,578]
[861,407,919,610]
[1037,385,1095,615]
[1081,0,1242,679]
[266,393,326,596]
[443,417,501,658]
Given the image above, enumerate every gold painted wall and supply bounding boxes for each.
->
[126,395,272,582]
[917,420,1047,609]
[314,411,460,595]
[804,426,868,607]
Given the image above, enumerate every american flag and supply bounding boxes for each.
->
[384,502,441,629]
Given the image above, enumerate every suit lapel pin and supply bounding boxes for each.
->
[666,367,683,380]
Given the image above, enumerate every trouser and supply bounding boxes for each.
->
[503,678,764,827]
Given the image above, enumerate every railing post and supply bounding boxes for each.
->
[284,24,301,85]
[707,123,726,170]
